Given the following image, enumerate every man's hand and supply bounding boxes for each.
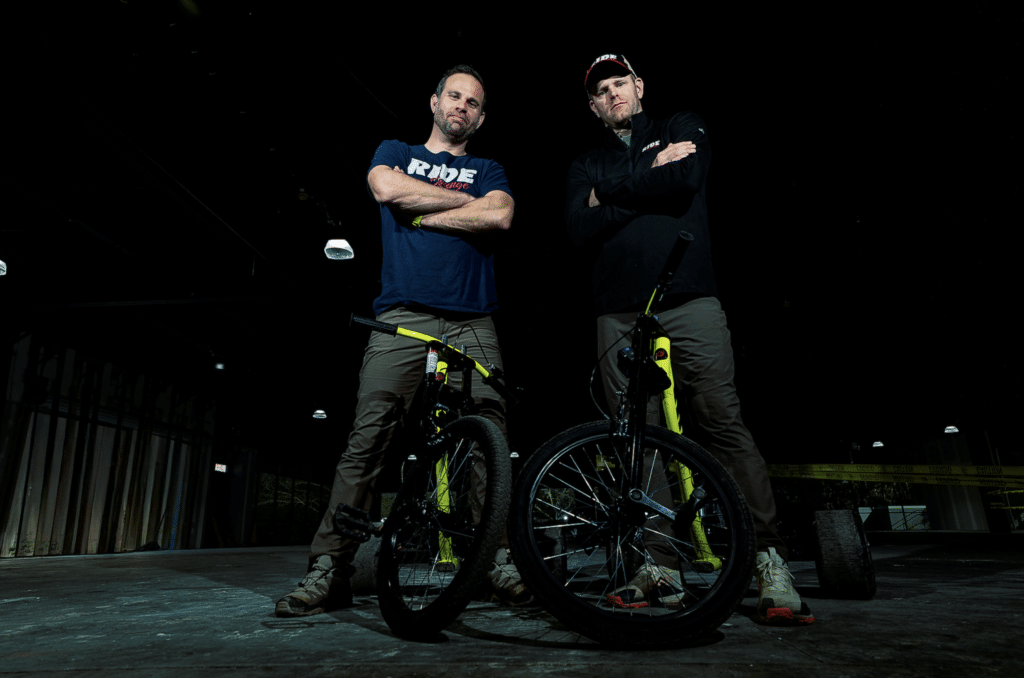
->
[651,141,696,168]
[390,166,424,228]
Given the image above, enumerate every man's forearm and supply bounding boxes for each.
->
[368,166,474,214]
[420,191,514,233]
[565,162,636,247]
[593,155,704,208]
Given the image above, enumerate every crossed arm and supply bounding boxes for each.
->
[566,127,705,248]
[587,140,697,207]
[592,127,709,213]
[367,165,514,233]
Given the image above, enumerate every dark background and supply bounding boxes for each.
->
[3,3,1020,474]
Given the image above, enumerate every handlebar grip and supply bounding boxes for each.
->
[659,231,695,279]
[350,314,398,335]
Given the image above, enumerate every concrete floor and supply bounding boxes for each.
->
[1,540,1021,677]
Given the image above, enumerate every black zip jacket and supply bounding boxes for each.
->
[565,110,718,316]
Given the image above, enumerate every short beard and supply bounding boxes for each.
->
[435,109,478,143]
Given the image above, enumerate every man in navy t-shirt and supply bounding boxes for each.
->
[369,139,509,314]
[276,65,523,617]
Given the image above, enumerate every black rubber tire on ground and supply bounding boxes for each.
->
[376,415,511,640]
[509,422,755,648]
[813,509,876,599]
[349,540,379,595]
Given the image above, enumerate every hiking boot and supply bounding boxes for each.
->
[274,555,353,617]
[755,547,814,625]
[605,563,691,609]
[488,548,532,606]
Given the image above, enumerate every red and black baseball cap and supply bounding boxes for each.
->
[584,54,638,94]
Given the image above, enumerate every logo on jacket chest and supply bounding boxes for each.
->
[641,140,661,154]
[406,159,477,190]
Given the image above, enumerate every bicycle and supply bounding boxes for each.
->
[345,314,516,641]
[508,231,756,648]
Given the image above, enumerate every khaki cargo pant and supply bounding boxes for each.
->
[597,296,787,562]
[308,306,506,575]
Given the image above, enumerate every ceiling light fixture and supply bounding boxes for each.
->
[944,426,959,434]
[313,409,326,419]
[324,239,354,260]
[0,259,6,275]
[872,441,884,447]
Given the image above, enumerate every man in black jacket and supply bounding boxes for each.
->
[566,54,814,625]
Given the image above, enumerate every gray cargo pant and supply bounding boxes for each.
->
[597,296,787,561]
[309,306,506,575]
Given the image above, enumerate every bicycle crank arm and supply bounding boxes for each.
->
[627,489,677,521]
[628,487,708,536]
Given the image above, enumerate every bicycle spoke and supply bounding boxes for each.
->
[540,472,607,519]
[645,446,660,496]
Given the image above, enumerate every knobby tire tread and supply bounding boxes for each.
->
[813,509,876,599]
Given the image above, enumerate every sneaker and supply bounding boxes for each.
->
[755,547,814,625]
[605,563,691,609]
[274,555,353,617]
[488,548,532,606]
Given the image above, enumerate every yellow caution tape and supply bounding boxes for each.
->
[768,464,1024,490]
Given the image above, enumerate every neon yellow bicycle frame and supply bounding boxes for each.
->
[596,275,724,573]
[393,326,499,573]
[650,334,722,572]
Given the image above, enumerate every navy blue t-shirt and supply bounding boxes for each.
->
[368,140,512,315]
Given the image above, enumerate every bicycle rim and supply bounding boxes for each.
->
[377,415,510,640]
[509,421,755,648]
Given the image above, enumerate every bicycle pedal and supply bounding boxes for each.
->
[333,503,373,543]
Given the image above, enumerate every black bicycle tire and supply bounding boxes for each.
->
[509,421,755,648]
[376,415,511,640]
[813,509,876,599]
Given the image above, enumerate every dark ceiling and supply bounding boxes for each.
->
[3,3,1020,464]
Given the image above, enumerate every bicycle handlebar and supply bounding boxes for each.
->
[645,231,695,316]
[349,313,519,406]
[659,230,694,282]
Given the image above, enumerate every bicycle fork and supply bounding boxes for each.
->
[652,336,722,572]
[426,345,459,572]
